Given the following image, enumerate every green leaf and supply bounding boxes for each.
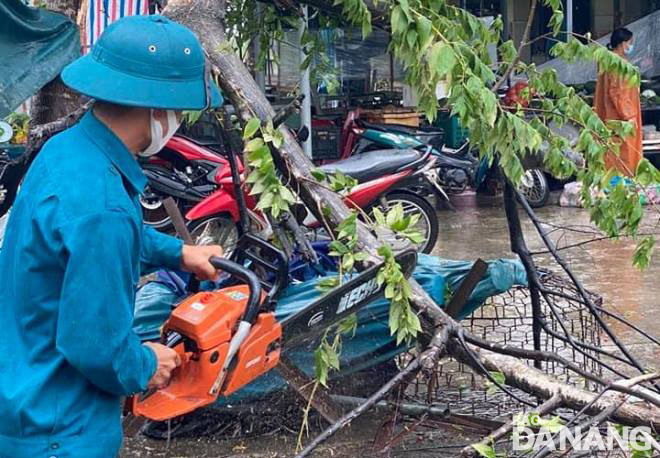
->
[361,15,372,38]
[314,346,330,386]
[245,169,261,184]
[182,110,203,127]
[279,186,296,203]
[317,276,340,292]
[415,16,432,49]
[535,415,564,433]
[398,0,411,21]
[353,252,368,262]
[470,443,496,458]
[325,346,340,370]
[372,207,386,226]
[633,236,655,270]
[311,168,327,182]
[481,88,498,127]
[342,255,355,272]
[255,190,274,210]
[272,130,284,149]
[329,240,349,256]
[337,314,358,336]
[386,203,404,228]
[404,231,425,244]
[499,40,517,63]
[428,42,457,77]
[390,6,408,35]
[485,371,506,394]
[549,10,565,36]
[406,28,418,50]
[245,137,265,152]
[377,244,393,258]
[391,214,410,232]
[243,118,261,140]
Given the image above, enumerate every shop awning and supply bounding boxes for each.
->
[0,0,80,117]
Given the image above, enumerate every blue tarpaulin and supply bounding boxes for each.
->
[133,252,526,406]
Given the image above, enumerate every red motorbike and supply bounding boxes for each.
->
[304,145,440,253]
[140,135,261,252]
[141,134,440,253]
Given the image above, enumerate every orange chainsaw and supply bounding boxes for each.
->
[129,243,417,422]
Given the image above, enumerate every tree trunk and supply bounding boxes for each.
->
[30,0,82,125]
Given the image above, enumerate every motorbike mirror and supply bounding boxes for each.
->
[296,126,310,143]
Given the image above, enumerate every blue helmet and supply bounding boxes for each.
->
[62,15,223,110]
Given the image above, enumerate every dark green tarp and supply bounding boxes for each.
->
[0,0,80,117]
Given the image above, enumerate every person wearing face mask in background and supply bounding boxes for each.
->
[0,15,225,458]
[594,27,643,176]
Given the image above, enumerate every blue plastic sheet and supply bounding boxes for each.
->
[133,254,526,405]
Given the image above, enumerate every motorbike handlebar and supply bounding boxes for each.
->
[209,256,263,324]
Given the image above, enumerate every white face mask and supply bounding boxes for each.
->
[139,109,181,157]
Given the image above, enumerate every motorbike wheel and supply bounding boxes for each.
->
[140,185,176,230]
[379,192,440,254]
[188,215,240,256]
[519,169,549,208]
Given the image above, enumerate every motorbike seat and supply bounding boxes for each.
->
[319,149,422,183]
[359,122,445,151]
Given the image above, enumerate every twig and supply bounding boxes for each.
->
[459,394,563,458]
[513,185,657,381]
[18,100,92,166]
[533,401,626,458]
[293,356,423,458]
[531,373,660,458]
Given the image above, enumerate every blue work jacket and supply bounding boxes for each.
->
[0,111,183,457]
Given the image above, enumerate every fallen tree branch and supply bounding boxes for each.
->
[512,184,656,381]
[449,343,660,431]
[18,100,92,167]
[460,394,563,458]
[465,333,660,409]
[330,395,450,419]
[532,373,660,458]
[294,355,423,458]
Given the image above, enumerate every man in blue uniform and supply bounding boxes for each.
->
[0,15,225,457]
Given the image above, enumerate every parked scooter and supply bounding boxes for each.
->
[334,108,551,208]
[306,146,440,253]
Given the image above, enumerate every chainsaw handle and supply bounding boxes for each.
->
[208,256,263,323]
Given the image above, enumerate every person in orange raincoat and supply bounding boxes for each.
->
[594,27,643,176]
